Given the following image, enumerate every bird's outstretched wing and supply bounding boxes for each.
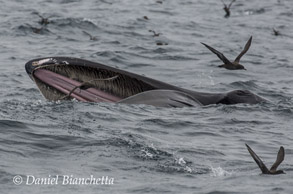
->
[246,144,270,174]
[234,36,252,63]
[201,42,234,66]
[270,146,285,172]
[221,0,227,7]
[83,31,93,38]
[228,0,236,9]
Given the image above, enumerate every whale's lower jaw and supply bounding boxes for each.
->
[31,64,156,102]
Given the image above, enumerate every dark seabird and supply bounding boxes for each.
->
[201,36,252,70]
[31,27,43,34]
[273,28,280,36]
[83,31,98,41]
[28,24,44,34]
[149,30,161,37]
[143,16,149,20]
[221,0,236,18]
[35,13,50,25]
[156,42,168,46]
[246,144,285,175]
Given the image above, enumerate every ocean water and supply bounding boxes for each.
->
[1,0,293,193]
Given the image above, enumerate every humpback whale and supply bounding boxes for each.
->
[25,57,266,107]
[201,36,252,70]
[246,144,285,175]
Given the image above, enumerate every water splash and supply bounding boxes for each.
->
[210,166,232,177]
[175,157,193,173]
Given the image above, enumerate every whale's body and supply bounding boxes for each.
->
[25,57,266,107]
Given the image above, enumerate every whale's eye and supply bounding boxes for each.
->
[32,61,39,66]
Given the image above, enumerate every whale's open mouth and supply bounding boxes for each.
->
[31,64,156,102]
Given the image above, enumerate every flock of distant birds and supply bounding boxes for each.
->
[30,0,284,71]
[217,0,286,175]
[28,0,286,175]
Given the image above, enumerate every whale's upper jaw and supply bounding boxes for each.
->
[25,57,72,80]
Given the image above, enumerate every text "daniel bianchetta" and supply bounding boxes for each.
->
[13,175,114,185]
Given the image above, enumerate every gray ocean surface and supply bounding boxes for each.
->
[1,0,293,193]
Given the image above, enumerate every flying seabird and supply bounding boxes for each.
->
[246,144,285,175]
[221,0,236,17]
[83,31,98,41]
[201,36,252,70]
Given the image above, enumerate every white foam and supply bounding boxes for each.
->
[210,166,232,177]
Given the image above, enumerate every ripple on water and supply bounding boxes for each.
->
[0,119,28,129]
